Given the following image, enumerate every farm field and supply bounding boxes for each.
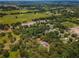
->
[0,10,50,24]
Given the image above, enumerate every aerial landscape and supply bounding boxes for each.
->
[0,0,79,58]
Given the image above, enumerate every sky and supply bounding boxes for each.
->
[0,0,79,1]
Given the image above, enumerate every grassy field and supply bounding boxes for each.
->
[0,10,33,14]
[0,10,50,24]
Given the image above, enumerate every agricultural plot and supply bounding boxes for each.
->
[0,10,50,24]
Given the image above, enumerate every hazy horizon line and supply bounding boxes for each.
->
[0,0,79,1]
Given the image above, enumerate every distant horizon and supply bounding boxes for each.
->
[0,0,79,1]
